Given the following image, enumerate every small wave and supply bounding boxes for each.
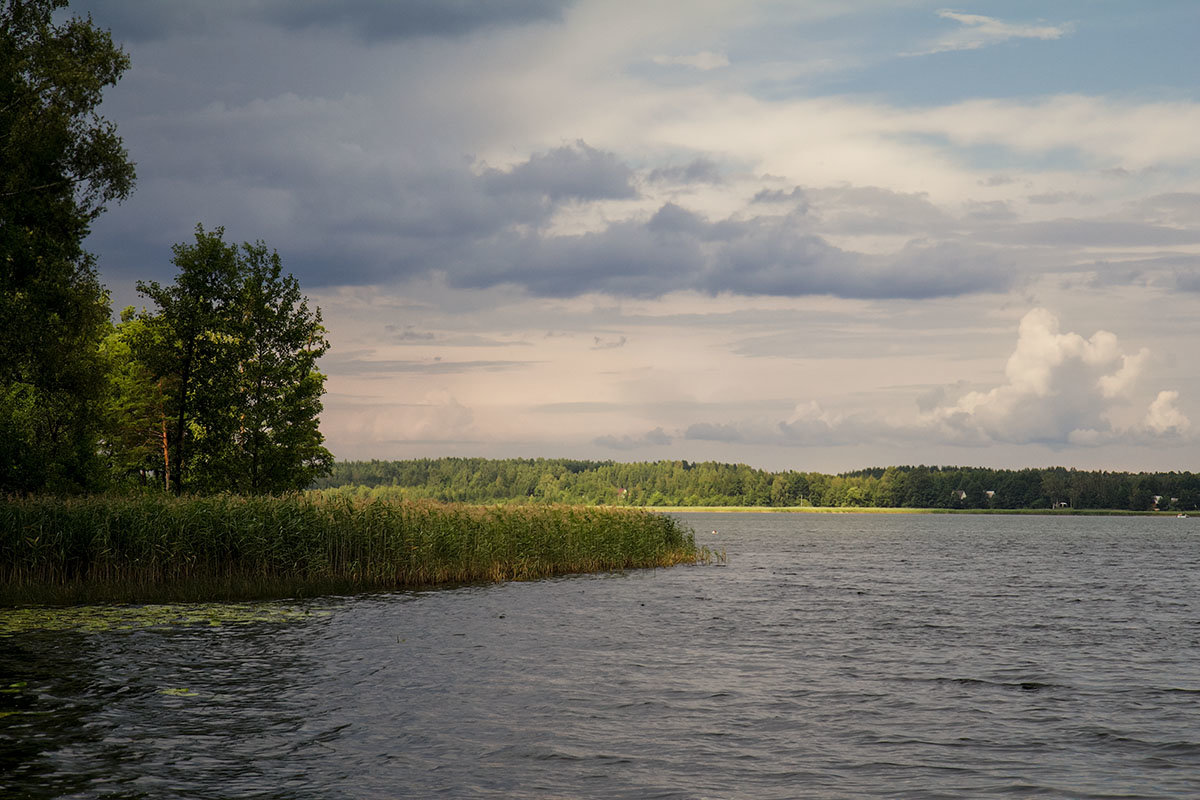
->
[1070,726,1200,757]
[484,743,636,764]
[918,676,1073,693]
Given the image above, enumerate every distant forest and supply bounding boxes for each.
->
[314,459,1200,512]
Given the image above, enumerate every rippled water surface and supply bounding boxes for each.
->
[4,513,1200,798]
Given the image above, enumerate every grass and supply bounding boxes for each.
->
[0,494,711,605]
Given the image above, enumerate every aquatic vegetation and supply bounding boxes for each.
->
[0,602,327,635]
[0,495,707,604]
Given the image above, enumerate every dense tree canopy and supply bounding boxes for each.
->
[315,458,1200,512]
[122,226,333,494]
[0,0,135,492]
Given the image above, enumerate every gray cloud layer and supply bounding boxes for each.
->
[96,117,1020,301]
[77,0,572,42]
[76,3,1200,312]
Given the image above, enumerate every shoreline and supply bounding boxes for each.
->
[638,506,1183,517]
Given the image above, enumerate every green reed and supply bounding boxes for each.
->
[0,495,709,604]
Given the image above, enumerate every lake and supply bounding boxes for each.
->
[3,512,1200,798]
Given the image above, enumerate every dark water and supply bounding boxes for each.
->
[4,513,1200,798]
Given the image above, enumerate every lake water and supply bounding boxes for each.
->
[4,512,1200,798]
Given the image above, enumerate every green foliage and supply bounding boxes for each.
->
[98,307,168,487]
[0,494,705,604]
[315,458,1200,512]
[0,0,135,493]
[136,226,240,493]
[133,226,333,494]
[222,241,332,493]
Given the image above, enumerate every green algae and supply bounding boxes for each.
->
[0,602,330,636]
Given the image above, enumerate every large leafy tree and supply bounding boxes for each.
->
[0,0,135,492]
[225,241,332,493]
[136,226,240,494]
[136,226,333,494]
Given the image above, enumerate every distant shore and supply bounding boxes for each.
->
[645,506,1185,516]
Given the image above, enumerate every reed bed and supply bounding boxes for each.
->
[0,495,709,605]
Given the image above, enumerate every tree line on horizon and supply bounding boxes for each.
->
[1,1,331,495]
[316,458,1200,512]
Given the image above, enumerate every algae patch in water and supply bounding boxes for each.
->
[0,603,330,636]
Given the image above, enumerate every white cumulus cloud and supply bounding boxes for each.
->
[1145,390,1190,435]
[924,309,1188,446]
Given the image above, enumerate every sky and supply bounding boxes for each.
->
[74,0,1200,473]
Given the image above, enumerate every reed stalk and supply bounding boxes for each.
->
[0,495,709,604]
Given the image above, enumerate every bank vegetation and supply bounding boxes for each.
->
[0,494,708,605]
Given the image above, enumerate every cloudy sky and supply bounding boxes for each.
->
[77,0,1199,473]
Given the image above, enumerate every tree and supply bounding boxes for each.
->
[1,0,135,492]
[877,466,906,507]
[136,226,240,494]
[136,226,333,494]
[222,240,333,493]
[99,307,169,487]
[1042,467,1076,508]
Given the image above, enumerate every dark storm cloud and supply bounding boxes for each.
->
[85,57,1018,305]
[452,215,705,297]
[268,0,571,41]
[482,141,637,202]
[101,124,1018,300]
[445,200,1014,300]
[704,221,1013,299]
[92,135,637,289]
[76,0,572,43]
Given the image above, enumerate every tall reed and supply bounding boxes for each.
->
[0,495,708,604]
